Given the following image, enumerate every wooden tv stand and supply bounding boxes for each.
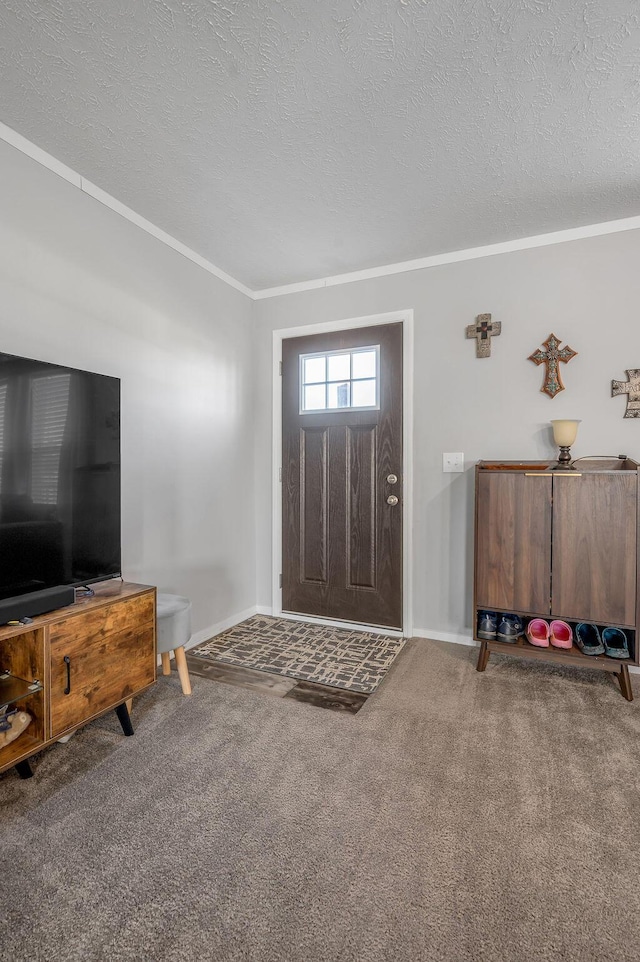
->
[0,581,156,779]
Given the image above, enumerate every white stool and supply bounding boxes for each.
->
[157,593,193,695]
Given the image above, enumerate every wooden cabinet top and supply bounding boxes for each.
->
[477,459,640,474]
[0,581,155,643]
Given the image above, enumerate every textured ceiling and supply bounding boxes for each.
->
[1,0,640,290]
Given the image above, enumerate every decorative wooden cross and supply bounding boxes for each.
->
[466,313,501,358]
[528,333,577,398]
[612,369,640,418]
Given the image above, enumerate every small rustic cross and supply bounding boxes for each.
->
[612,369,640,418]
[528,333,577,398]
[466,313,501,358]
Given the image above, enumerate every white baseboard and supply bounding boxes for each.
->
[412,627,477,647]
[176,610,640,679]
[185,605,258,652]
[183,604,405,653]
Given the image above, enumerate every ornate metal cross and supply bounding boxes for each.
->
[612,369,640,418]
[466,313,501,358]
[528,333,577,398]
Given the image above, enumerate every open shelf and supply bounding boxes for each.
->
[475,609,636,668]
[0,671,43,709]
[0,731,44,769]
[1,628,46,772]
[485,635,627,670]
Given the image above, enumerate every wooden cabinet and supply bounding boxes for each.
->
[0,582,156,775]
[474,461,639,698]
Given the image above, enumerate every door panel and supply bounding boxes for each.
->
[346,425,377,589]
[476,472,552,614]
[282,323,402,628]
[552,473,637,625]
[300,427,328,584]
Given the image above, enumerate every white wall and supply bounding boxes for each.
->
[0,139,255,639]
[4,131,640,645]
[253,230,640,641]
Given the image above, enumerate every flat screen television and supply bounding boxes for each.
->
[0,350,120,618]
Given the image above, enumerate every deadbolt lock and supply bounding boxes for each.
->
[386,495,399,506]
[386,474,398,485]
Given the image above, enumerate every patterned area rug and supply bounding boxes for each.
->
[193,616,406,694]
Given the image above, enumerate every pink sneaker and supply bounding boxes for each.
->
[526,618,550,647]
[550,620,573,649]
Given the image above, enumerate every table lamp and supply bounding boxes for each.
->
[550,419,581,469]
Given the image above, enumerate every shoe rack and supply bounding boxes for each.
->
[0,582,156,778]
[473,459,639,700]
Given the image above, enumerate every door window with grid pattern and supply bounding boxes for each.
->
[300,346,379,413]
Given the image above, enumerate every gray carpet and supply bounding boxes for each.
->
[2,639,640,962]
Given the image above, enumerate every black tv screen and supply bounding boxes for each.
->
[0,351,120,602]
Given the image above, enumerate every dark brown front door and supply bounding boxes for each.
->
[282,323,403,629]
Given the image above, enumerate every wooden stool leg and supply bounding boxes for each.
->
[616,663,633,702]
[125,698,133,715]
[161,651,171,676]
[476,640,490,672]
[174,646,192,696]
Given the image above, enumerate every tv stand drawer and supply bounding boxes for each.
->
[50,622,155,737]
[48,592,154,644]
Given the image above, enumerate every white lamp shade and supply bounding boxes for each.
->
[551,419,581,446]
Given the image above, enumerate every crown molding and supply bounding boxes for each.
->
[0,121,253,299]
[252,214,640,299]
[3,120,640,303]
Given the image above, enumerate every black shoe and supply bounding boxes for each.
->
[602,627,630,659]
[497,614,523,643]
[477,611,497,639]
[575,623,604,656]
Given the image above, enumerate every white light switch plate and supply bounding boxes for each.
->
[443,452,464,473]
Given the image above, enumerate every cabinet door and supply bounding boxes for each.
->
[552,473,637,626]
[476,471,552,614]
[49,599,155,737]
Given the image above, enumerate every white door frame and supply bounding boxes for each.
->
[271,309,414,638]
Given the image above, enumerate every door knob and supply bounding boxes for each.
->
[386,474,398,485]
[387,495,399,506]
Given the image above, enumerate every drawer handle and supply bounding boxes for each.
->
[63,655,71,695]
